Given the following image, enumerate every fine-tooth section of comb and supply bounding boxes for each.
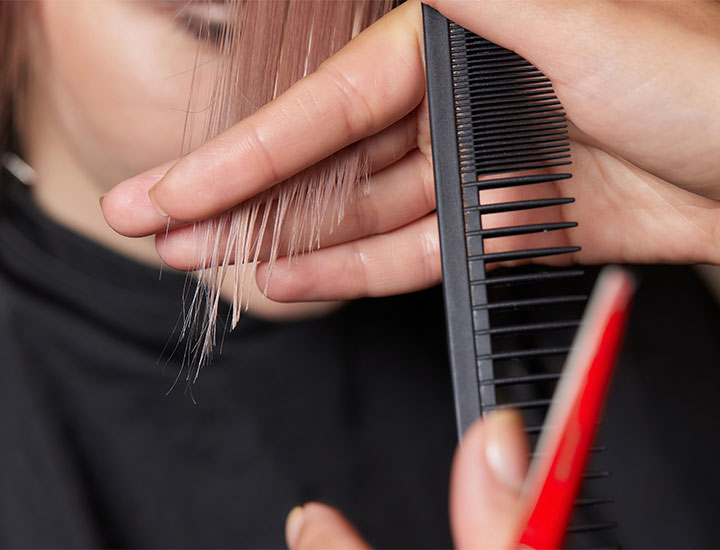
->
[422,5,615,547]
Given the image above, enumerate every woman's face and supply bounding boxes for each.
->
[30,0,226,191]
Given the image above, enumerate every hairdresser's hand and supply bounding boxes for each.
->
[284,410,529,550]
[102,0,720,301]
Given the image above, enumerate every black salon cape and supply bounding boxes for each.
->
[1,171,719,548]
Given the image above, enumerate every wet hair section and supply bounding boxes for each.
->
[180,0,394,380]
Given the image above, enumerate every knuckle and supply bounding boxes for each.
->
[316,62,375,139]
[350,240,371,297]
[240,120,281,185]
[353,190,379,238]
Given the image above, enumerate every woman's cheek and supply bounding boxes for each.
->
[38,0,215,188]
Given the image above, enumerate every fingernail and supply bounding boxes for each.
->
[148,185,168,217]
[285,506,305,549]
[484,410,527,491]
[99,194,106,209]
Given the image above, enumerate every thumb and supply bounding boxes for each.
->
[286,502,371,550]
[450,410,529,550]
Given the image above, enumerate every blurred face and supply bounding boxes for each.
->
[29,0,227,191]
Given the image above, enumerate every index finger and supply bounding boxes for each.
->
[103,1,425,231]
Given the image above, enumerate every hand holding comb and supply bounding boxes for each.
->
[422,5,633,546]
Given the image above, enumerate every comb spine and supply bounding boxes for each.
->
[422,5,482,437]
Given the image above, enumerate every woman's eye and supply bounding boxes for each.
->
[175,1,234,45]
[182,16,230,44]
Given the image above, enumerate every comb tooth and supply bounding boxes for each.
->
[471,127,568,144]
[463,59,540,71]
[484,398,553,411]
[463,40,510,50]
[531,446,607,460]
[457,55,537,68]
[471,123,568,139]
[465,67,543,79]
[464,74,550,88]
[467,71,549,82]
[473,144,570,162]
[468,82,554,97]
[473,295,588,311]
[468,246,580,264]
[471,269,586,286]
[475,150,571,169]
[467,70,544,81]
[466,58,535,70]
[476,160,572,175]
[475,320,582,336]
[468,114,566,132]
[458,88,559,102]
[464,52,537,63]
[475,158,572,175]
[468,97,559,109]
[470,102,562,122]
[463,173,572,190]
[472,107,566,120]
[464,197,574,214]
[472,112,568,129]
[466,222,578,239]
[472,105,565,122]
[470,113,567,130]
[469,97,559,112]
[462,92,561,109]
[480,372,562,386]
[461,48,524,58]
[477,347,572,361]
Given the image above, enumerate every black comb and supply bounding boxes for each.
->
[422,6,616,546]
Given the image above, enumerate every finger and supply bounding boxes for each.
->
[286,503,370,550]
[427,0,720,194]
[100,160,176,238]
[153,147,435,271]
[102,107,420,239]
[106,1,426,227]
[255,214,441,302]
[451,410,529,550]
[231,143,719,302]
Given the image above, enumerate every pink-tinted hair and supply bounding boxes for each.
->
[177,0,394,381]
[0,2,32,151]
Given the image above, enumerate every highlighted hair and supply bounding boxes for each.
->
[176,0,394,380]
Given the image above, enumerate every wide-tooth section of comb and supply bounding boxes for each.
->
[423,6,614,546]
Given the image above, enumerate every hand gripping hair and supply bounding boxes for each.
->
[172,0,394,381]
